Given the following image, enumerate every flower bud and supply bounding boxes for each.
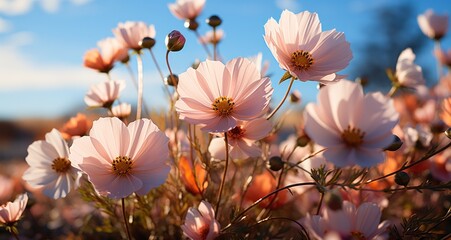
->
[166,30,186,52]
[384,135,403,151]
[268,156,284,171]
[206,15,222,28]
[184,19,199,31]
[445,128,451,139]
[296,135,310,147]
[355,76,369,86]
[290,90,301,104]
[139,37,156,49]
[394,171,410,187]
[324,190,343,211]
[165,74,179,87]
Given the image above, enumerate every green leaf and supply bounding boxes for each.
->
[279,71,293,84]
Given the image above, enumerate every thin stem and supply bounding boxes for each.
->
[165,50,177,88]
[136,54,144,120]
[365,141,451,184]
[226,182,317,229]
[316,192,324,215]
[121,198,132,240]
[125,63,149,116]
[148,49,171,98]
[194,29,212,58]
[435,40,443,80]
[266,77,295,120]
[213,27,217,61]
[387,85,398,98]
[215,133,230,218]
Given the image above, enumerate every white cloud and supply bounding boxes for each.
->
[0,0,92,15]
[0,17,11,32]
[0,0,33,15]
[40,0,60,13]
[0,32,96,90]
[275,0,301,12]
[70,0,91,6]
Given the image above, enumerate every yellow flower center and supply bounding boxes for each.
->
[341,126,365,147]
[52,157,71,173]
[290,50,314,71]
[227,126,246,139]
[212,96,234,117]
[351,231,367,240]
[112,156,132,176]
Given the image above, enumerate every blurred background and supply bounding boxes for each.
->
[0,0,450,162]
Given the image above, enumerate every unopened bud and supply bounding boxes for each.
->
[192,59,200,69]
[296,135,310,147]
[206,15,222,28]
[120,55,130,64]
[324,190,343,211]
[394,171,410,187]
[317,83,326,90]
[355,76,368,86]
[184,19,199,31]
[430,120,446,134]
[139,37,156,49]
[268,156,284,171]
[384,135,403,151]
[290,90,301,104]
[166,30,186,52]
[165,74,179,87]
[445,128,451,139]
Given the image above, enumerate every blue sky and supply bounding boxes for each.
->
[0,0,450,119]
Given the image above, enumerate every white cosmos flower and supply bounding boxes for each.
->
[23,129,80,199]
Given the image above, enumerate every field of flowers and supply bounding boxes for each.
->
[1,0,450,239]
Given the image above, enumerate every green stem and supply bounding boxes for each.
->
[136,54,144,120]
[213,27,217,61]
[194,29,212,59]
[148,49,171,98]
[121,198,132,240]
[365,141,451,184]
[215,133,230,218]
[266,77,295,120]
[225,181,317,229]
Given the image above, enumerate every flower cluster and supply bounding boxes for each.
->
[1,2,450,240]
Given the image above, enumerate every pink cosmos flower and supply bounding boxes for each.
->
[175,58,273,132]
[23,129,79,199]
[168,0,206,21]
[430,148,451,182]
[83,37,128,73]
[418,9,448,40]
[395,48,424,88]
[199,29,224,45]
[84,80,125,109]
[277,135,326,195]
[69,117,170,199]
[264,10,352,83]
[434,48,451,68]
[248,52,270,77]
[304,80,399,167]
[111,102,132,120]
[181,200,220,240]
[0,193,28,225]
[113,21,156,52]
[303,201,390,240]
[208,118,272,159]
[414,99,436,124]
[0,175,14,204]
